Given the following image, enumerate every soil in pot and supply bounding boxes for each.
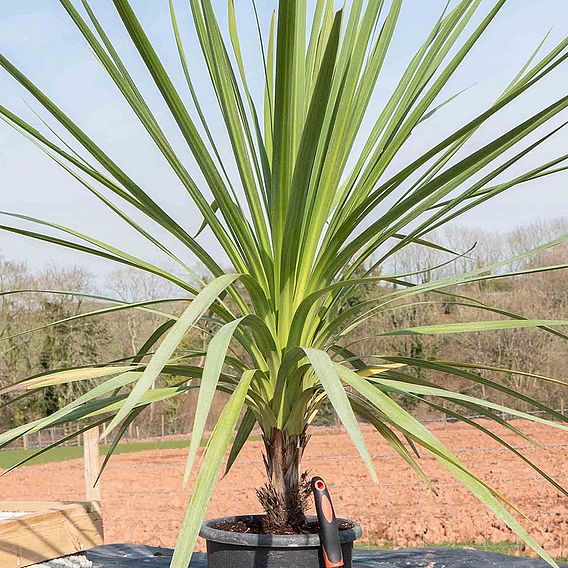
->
[211,516,355,535]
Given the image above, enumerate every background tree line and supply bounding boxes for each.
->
[1,219,567,434]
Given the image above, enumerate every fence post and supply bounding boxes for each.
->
[161,415,165,439]
[83,427,101,502]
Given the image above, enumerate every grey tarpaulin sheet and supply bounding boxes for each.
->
[84,544,568,567]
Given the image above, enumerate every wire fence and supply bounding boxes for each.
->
[3,405,568,451]
[1,410,211,450]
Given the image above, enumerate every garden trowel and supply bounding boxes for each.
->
[311,476,344,568]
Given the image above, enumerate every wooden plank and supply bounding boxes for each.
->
[83,428,101,502]
[0,502,104,568]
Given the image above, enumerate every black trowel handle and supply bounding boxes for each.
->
[311,476,344,568]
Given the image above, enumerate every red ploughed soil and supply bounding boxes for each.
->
[1,420,567,557]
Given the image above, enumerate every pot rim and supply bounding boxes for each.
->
[200,514,362,548]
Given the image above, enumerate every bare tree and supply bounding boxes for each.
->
[507,218,568,270]
[106,268,178,354]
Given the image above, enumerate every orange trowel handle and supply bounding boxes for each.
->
[311,476,344,568]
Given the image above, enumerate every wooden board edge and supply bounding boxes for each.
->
[0,501,104,568]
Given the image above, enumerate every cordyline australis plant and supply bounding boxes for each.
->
[1,0,568,566]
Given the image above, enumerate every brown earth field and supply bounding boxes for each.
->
[1,420,567,557]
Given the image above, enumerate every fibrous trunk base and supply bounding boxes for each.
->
[257,428,311,532]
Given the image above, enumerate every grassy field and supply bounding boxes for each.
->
[0,439,195,469]
[357,540,568,562]
[356,539,519,554]
[0,434,265,469]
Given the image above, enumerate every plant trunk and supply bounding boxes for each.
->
[257,428,310,532]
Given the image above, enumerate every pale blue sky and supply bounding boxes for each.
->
[0,0,567,280]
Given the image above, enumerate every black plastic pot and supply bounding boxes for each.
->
[200,515,362,568]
